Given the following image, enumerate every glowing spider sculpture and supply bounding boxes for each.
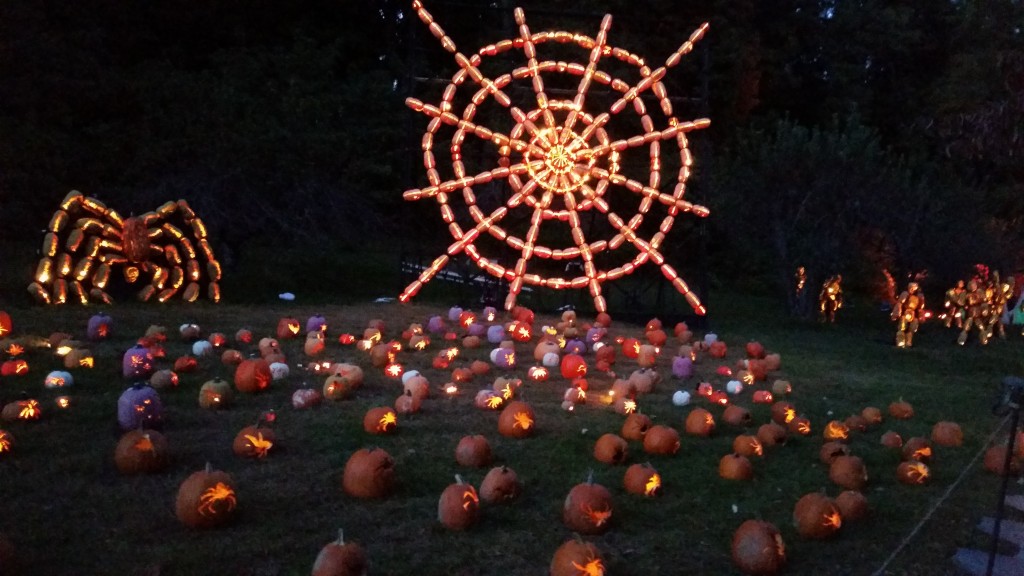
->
[28,191,222,305]
[399,1,712,314]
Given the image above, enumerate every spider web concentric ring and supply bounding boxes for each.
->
[400,2,711,314]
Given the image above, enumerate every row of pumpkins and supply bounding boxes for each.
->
[0,307,1017,576]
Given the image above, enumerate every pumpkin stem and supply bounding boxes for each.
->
[335,529,346,545]
[204,461,213,473]
[586,469,594,484]
[454,473,465,485]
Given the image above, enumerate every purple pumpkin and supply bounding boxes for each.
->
[305,314,327,334]
[467,322,487,337]
[448,306,463,322]
[427,316,446,334]
[117,383,163,431]
[564,339,587,355]
[122,344,156,379]
[486,325,506,344]
[585,327,607,344]
[482,307,498,322]
[490,347,516,369]
[87,313,113,341]
[672,356,694,379]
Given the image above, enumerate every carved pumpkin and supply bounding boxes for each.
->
[835,490,869,522]
[732,520,786,576]
[642,424,680,455]
[897,460,932,484]
[179,323,201,341]
[64,348,94,369]
[0,311,10,338]
[621,412,652,441]
[822,420,850,442]
[787,416,811,436]
[733,435,764,458]
[304,331,326,357]
[86,313,113,340]
[323,375,356,401]
[150,369,179,390]
[172,354,199,373]
[258,337,281,358]
[550,538,605,576]
[844,414,868,433]
[497,400,535,438]
[1,359,29,377]
[745,341,766,359]
[623,462,661,497]
[819,441,851,465]
[175,463,238,528]
[722,405,753,428]
[563,474,614,535]
[312,529,368,576]
[114,429,170,474]
[43,370,73,389]
[233,423,275,459]
[770,402,796,425]
[455,435,493,468]
[234,358,272,393]
[756,423,788,448]
[593,433,629,465]
[0,428,13,456]
[363,407,397,435]
[117,383,162,431]
[198,377,232,409]
[771,379,791,396]
[438,475,480,531]
[931,421,963,447]
[829,455,868,490]
[480,465,521,504]
[684,408,715,437]
[708,340,727,358]
[394,390,421,415]
[628,368,659,395]
[888,399,914,419]
[861,406,883,425]
[902,437,933,463]
[752,390,773,404]
[276,316,301,340]
[342,447,396,499]
[793,492,842,539]
[719,453,754,480]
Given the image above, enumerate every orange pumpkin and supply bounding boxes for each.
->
[479,466,521,504]
[888,399,914,419]
[835,490,869,522]
[497,400,535,438]
[880,430,903,449]
[342,448,396,499]
[733,435,764,458]
[732,520,786,576]
[312,529,368,576]
[114,429,170,474]
[793,492,842,539]
[562,475,614,535]
[770,402,796,425]
[822,420,850,442]
[819,441,851,465]
[233,423,275,459]
[684,408,715,437]
[234,358,272,393]
[901,437,933,463]
[455,435,493,468]
[722,405,753,428]
[829,455,868,490]
[983,445,1022,477]
[175,463,238,528]
[897,460,932,484]
[363,407,397,435]
[621,412,652,441]
[756,423,788,448]
[550,539,605,576]
[861,406,883,425]
[593,433,629,465]
[643,424,681,455]
[931,421,963,447]
[438,475,480,531]
[719,453,754,481]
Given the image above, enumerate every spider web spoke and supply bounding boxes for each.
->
[588,167,709,217]
[407,98,533,154]
[563,192,606,312]
[513,8,556,129]
[400,253,451,304]
[448,205,511,256]
[505,192,552,310]
[563,14,613,140]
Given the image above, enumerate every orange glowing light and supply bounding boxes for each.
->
[822,510,842,530]
[339,334,356,345]
[782,408,796,424]
[910,446,932,460]
[385,363,404,378]
[56,345,73,356]
[378,411,398,430]
[462,488,480,511]
[18,400,41,420]
[487,396,505,409]
[56,396,71,409]
[500,383,514,400]
[243,432,274,458]
[623,400,637,414]
[198,483,237,517]
[79,356,95,368]
[512,411,534,430]
[903,462,930,483]
[583,504,612,528]
[0,432,12,453]
[645,473,661,496]
[528,366,549,381]
[572,559,606,576]
[6,344,24,356]
[445,384,459,395]
[134,435,155,453]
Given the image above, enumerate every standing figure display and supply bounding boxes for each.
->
[988,275,1015,340]
[957,280,990,346]
[792,266,809,317]
[891,282,926,348]
[943,280,967,329]
[819,275,843,323]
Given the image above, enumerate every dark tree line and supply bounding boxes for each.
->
[0,0,1021,303]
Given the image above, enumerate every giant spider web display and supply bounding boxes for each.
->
[399,1,711,314]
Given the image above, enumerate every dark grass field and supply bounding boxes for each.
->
[0,289,1021,576]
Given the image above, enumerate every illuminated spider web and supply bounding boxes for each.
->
[399,1,711,314]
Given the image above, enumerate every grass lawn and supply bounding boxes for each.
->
[0,289,1020,575]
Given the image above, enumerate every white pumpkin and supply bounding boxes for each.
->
[269,362,290,381]
[672,390,691,406]
[542,352,560,367]
[191,340,214,358]
[401,370,421,385]
[726,380,744,395]
[703,332,718,345]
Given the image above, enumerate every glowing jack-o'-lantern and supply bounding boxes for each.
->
[896,460,934,487]
[198,377,232,409]
[438,475,480,531]
[498,400,535,438]
[770,402,796,425]
[116,383,162,431]
[43,370,73,389]
[122,344,155,379]
[2,399,42,422]
[342,447,396,499]
[0,428,14,455]
[64,349,94,369]
[0,311,11,337]
[823,420,850,442]
[550,538,606,576]
[901,437,933,463]
[624,462,661,497]
[787,416,812,436]
[475,390,504,410]
[732,520,786,576]
[114,428,170,474]
[508,321,532,342]
[312,529,368,576]
[87,313,113,341]
[233,423,275,459]
[793,493,842,539]
[276,317,302,340]
[563,473,615,535]
[234,358,272,393]
[560,354,588,380]
[685,408,716,437]
[528,366,549,381]
[0,359,29,377]
[363,407,397,435]
[304,331,326,357]
[752,390,773,404]
[175,463,238,528]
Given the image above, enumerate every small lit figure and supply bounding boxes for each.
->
[819,274,843,323]
[957,280,990,346]
[792,266,809,317]
[943,280,967,329]
[891,282,926,348]
[987,274,1014,340]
